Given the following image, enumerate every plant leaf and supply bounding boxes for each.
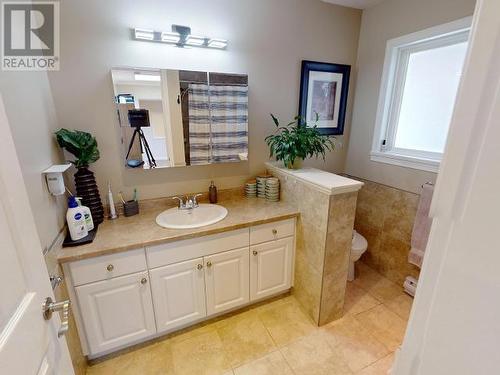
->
[55,128,100,167]
[270,113,280,127]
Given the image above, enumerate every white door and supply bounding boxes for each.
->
[149,258,207,333]
[394,1,500,373]
[0,96,74,374]
[75,271,156,355]
[250,237,294,301]
[205,247,249,315]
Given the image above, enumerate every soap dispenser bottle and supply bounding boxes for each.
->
[76,197,94,231]
[209,181,218,204]
[67,196,88,241]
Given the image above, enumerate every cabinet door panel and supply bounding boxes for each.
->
[149,258,206,333]
[205,247,249,315]
[250,237,294,301]
[75,271,156,355]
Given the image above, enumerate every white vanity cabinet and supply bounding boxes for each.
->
[149,257,207,333]
[204,247,250,315]
[75,271,156,355]
[65,218,296,357]
[250,237,294,301]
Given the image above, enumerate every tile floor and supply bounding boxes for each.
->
[86,262,413,375]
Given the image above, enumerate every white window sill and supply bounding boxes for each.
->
[370,151,440,173]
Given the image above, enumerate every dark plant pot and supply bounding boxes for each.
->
[74,167,104,225]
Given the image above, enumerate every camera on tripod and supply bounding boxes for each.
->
[125,109,157,168]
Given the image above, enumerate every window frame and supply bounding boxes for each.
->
[370,17,472,173]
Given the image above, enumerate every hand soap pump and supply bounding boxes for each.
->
[209,181,218,204]
[76,197,94,231]
[66,196,88,241]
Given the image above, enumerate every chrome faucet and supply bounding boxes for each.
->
[172,193,203,211]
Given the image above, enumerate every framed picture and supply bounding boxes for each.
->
[298,60,351,135]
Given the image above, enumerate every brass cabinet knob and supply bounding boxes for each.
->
[253,250,258,256]
[197,264,203,270]
[140,277,148,285]
[272,229,278,235]
[107,264,114,272]
[206,261,212,268]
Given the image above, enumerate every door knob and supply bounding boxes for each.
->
[42,297,71,338]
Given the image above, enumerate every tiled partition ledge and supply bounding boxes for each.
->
[266,162,363,325]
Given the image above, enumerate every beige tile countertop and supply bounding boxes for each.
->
[56,196,299,263]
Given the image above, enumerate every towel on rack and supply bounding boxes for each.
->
[188,84,211,165]
[209,84,248,163]
[408,183,434,268]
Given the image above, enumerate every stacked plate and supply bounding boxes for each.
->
[265,177,280,202]
[245,179,257,198]
[256,175,271,198]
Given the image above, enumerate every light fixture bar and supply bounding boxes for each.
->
[185,35,206,46]
[161,32,180,44]
[134,28,154,40]
[208,38,228,49]
[132,26,227,50]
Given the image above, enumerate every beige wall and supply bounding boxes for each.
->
[345,0,476,193]
[0,71,67,251]
[350,177,421,285]
[48,0,361,200]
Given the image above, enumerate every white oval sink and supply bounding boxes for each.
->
[156,203,228,229]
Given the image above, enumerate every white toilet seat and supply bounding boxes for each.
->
[348,230,368,281]
[351,230,368,259]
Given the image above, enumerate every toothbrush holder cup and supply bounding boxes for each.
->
[123,200,139,217]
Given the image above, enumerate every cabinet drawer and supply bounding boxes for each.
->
[147,228,249,269]
[250,219,295,245]
[69,248,147,286]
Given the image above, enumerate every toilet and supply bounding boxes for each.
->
[348,230,368,281]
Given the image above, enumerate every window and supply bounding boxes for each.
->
[371,18,471,172]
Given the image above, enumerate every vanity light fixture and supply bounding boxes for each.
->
[161,31,181,44]
[134,73,161,82]
[134,28,155,40]
[185,35,206,46]
[132,25,228,50]
[207,38,228,49]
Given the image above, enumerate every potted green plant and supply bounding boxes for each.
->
[265,113,334,169]
[55,128,105,225]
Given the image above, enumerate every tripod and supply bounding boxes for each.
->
[125,126,157,168]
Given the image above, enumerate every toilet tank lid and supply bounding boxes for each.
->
[352,231,368,251]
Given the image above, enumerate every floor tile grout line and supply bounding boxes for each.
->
[230,348,289,374]
[352,350,396,374]
[255,308,281,349]
[354,262,404,288]
[277,345,299,375]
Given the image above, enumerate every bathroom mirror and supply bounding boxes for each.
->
[111,67,249,169]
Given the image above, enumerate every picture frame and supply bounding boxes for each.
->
[298,60,351,135]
